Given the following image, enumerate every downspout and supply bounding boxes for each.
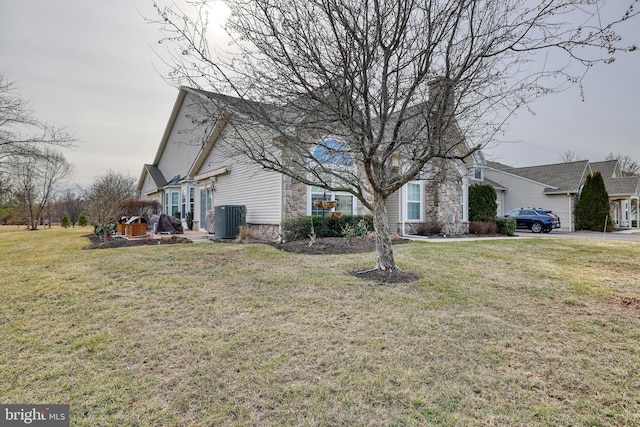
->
[400,185,405,236]
[568,193,573,232]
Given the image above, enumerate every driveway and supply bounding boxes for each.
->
[406,229,640,243]
[514,229,640,243]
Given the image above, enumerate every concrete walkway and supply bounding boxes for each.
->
[403,228,640,243]
[146,228,640,244]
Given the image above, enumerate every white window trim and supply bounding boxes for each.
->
[307,186,357,215]
[403,181,423,222]
[165,189,181,217]
[471,152,484,181]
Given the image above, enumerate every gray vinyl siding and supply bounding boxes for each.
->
[386,190,400,233]
[197,126,282,225]
[486,169,573,231]
[214,166,282,224]
[156,93,211,182]
[139,173,158,199]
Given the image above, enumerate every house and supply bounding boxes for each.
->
[485,160,589,231]
[485,159,640,231]
[591,160,640,228]
[137,86,479,239]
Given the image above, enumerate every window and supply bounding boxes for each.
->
[189,187,195,215]
[181,188,187,218]
[199,188,213,228]
[309,186,356,215]
[406,181,422,221]
[312,138,353,166]
[335,194,353,215]
[474,166,482,180]
[472,153,483,181]
[164,190,180,216]
[308,138,357,215]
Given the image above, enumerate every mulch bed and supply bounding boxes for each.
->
[83,234,193,249]
[266,236,411,255]
[83,234,419,283]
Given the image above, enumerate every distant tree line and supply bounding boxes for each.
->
[0,73,76,228]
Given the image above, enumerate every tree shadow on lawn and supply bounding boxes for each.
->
[83,234,420,283]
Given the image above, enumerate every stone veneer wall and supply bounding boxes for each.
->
[283,175,308,220]
[244,223,281,241]
[281,162,470,238]
[422,159,469,235]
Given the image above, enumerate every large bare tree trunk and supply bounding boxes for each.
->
[371,192,397,271]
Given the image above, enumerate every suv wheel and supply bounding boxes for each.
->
[530,222,543,233]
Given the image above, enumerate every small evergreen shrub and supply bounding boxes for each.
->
[577,172,612,231]
[414,220,444,236]
[469,221,497,235]
[61,214,71,228]
[186,211,194,230]
[78,214,88,227]
[341,218,370,244]
[282,215,373,241]
[94,222,117,239]
[469,184,497,222]
[495,217,516,235]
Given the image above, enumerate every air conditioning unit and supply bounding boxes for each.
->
[214,205,247,240]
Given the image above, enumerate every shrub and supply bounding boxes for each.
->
[61,214,71,228]
[341,218,370,244]
[469,221,497,235]
[469,184,497,222]
[94,222,116,239]
[414,220,444,236]
[282,215,374,241]
[186,211,194,231]
[577,172,612,231]
[78,214,88,227]
[495,217,516,235]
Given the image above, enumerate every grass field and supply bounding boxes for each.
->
[0,226,639,426]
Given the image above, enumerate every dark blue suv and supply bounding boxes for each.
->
[505,208,561,233]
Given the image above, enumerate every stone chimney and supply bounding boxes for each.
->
[428,77,455,113]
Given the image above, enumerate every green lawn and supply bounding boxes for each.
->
[1,226,639,426]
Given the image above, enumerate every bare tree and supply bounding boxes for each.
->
[8,148,75,230]
[84,170,136,241]
[559,150,587,163]
[0,74,76,173]
[59,187,85,227]
[151,0,638,271]
[606,152,640,176]
[0,174,10,224]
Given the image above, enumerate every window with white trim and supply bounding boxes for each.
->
[405,181,422,221]
[165,190,180,217]
[309,186,356,215]
[308,138,357,215]
[472,152,483,181]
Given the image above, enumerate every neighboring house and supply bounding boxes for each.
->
[137,86,479,239]
[485,160,590,231]
[485,159,640,231]
[591,160,640,228]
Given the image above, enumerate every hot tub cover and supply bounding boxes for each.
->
[151,214,184,234]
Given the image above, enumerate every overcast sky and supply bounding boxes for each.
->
[1,0,638,187]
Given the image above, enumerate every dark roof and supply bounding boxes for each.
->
[590,160,619,178]
[485,161,513,171]
[143,164,167,187]
[481,177,507,191]
[487,160,589,194]
[603,175,640,196]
